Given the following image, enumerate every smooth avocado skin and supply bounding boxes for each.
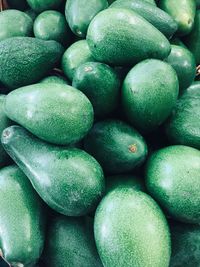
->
[122,59,179,133]
[40,75,69,85]
[159,0,196,36]
[62,40,95,81]
[84,119,148,174]
[26,0,63,12]
[94,188,171,267]
[145,145,200,223]
[1,126,105,216]
[86,8,171,66]
[65,0,108,38]
[43,216,103,267]
[0,165,46,267]
[4,83,94,145]
[72,62,121,118]
[110,0,178,38]
[165,82,200,149]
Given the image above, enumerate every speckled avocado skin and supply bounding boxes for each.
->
[1,126,105,216]
[4,83,94,145]
[94,187,171,267]
[0,165,46,267]
[26,0,63,12]
[0,37,64,89]
[165,82,200,149]
[145,145,200,223]
[122,59,179,133]
[86,8,171,66]
[84,119,148,174]
[44,216,103,267]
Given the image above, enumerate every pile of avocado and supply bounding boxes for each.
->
[0,0,200,266]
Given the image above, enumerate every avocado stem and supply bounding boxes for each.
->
[196,65,200,76]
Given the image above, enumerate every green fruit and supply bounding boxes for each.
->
[122,59,179,133]
[87,8,171,66]
[0,10,33,41]
[145,145,200,223]
[72,62,120,117]
[2,126,105,216]
[165,82,200,149]
[34,10,72,45]
[95,188,171,267]
[4,83,93,145]
[0,165,46,267]
[108,0,156,5]
[0,37,64,89]
[110,0,177,38]
[27,0,63,12]
[7,0,28,10]
[84,119,148,174]
[65,0,108,38]
[40,75,69,85]
[159,0,196,36]
[62,40,95,81]
[44,216,103,267]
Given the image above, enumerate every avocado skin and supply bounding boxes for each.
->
[0,165,46,267]
[26,0,63,12]
[4,83,94,145]
[40,75,69,85]
[108,0,156,5]
[94,187,171,267]
[110,0,177,38]
[122,59,179,133]
[72,62,120,118]
[146,145,200,223]
[84,119,148,174]
[165,82,200,149]
[43,216,103,267]
[1,126,105,216]
[87,8,171,66]
[0,37,64,89]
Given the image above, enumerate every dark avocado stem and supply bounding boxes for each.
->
[129,144,137,153]
[196,65,200,76]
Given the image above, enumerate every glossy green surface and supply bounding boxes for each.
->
[110,0,177,38]
[62,40,95,81]
[84,119,148,174]
[44,216,103,267]
[66,0,108,38]
[165,82,200,149]
[159,0,196,36]
[0,165,46,267]
[0,37,64,89]
[2,126,105,216]
[146,145,200,223]
[87,8,171,66]
[4,83,93,145]
[122,59,179,133]
[72,62,120,117]
[26,0,63,12]
[95,188,171,267]
[40,75,69,85]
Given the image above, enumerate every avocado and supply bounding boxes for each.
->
[86,8,171,66]
[2,126,105,216]
[0,165,46,267]
[26,0,63,12]
[145,145,200,223]
[4,83,94,145]
[84,119,148,174]
[0,37,64,89]
[110,0,177,38]
[43,216,103,267]
[108,0,156,6]
[72,62,121,118]
[122,59,179,133]
[40,75,69,85]
[165,82,200,149]
[65,0,108,38]
[94,187,171,267]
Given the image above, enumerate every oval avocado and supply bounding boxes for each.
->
[26,0,63,12]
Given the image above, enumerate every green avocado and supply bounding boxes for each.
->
[84,119,148,174]
[4,83,93,145]
[94,187,171,267]
[1,126,105,216]
[165,82,200,149]
[86,8,171,66]
[26,0,63,12]
[0,165,46,267]
[108,0,156,5]
[145,145,200,223]
[122,59,179,133]
[0,37,64,89]
[72,62,121,118]
[43,216,103,267]
[40,75,69,85]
